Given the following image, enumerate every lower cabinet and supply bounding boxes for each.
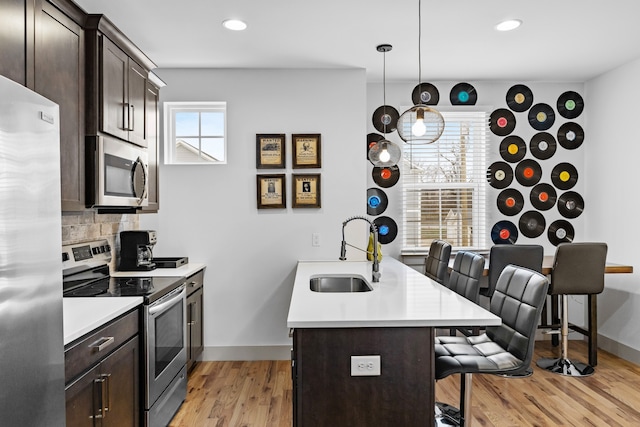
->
[65,309,140,427]
[186,269,205,372]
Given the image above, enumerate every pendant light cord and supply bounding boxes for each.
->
[383,49,387,136]
[418,0,422,84]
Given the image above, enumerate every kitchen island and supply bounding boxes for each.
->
[287,258,500,427]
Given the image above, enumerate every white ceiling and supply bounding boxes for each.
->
[74,0,640,83]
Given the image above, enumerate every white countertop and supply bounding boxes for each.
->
[111,263,206,278]
[63,297,143,345]
[287,257,501,328]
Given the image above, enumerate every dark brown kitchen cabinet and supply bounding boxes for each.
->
[0,0,32,86]
[141,80,160,212]
[186,269,205,372]
[65,308,141,427]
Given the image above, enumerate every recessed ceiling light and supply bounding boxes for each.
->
[495,19,522,32]
[222,19,247,31]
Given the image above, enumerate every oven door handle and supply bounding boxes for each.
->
[149,287,186,316]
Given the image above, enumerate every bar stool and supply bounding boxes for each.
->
[481,244,544,299]
[424,239,452,285]
[447,251,484,336]
[536,242,607,377]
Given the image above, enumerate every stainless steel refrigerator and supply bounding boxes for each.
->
[0,75,65,425]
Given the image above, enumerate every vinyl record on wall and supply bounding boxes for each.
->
[490,108,516,136]
[551,162,578,190]
[372,165,400,188]
[557,122,585,150]
[548,219,575,246]
[372,105,400,133]
[497,188,524,216]
[528,103,556,131]
[557,91,584,119]
[529,132,557,160]
[530,183,557,210]
[500,136,527,163]
[367,133,384,161]
[557,191,584,219]
[487,161,514,189]
[519,211,546,238]
[373,216,398,244]
[367,187,388,216]
[506,84,534,112]
[515,159,542,187]
[491,220,518,244]
[450,82,477,105]
[412,82,440,105]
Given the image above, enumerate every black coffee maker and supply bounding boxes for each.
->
[119,230,157,271]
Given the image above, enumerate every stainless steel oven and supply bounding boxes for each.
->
[87,135,149,208]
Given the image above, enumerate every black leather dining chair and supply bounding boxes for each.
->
[435,265,549,426]
[481,244,544,299]
[446,251,484,336]
[424,239,452,285]
[536,242,608,377]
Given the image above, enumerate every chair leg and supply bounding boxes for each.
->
[536,294,595,377]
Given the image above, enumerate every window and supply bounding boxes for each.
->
[164,102,227,164]
[402,110,489,251]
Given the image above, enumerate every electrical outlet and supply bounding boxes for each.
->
[350,355,381,376]
[312,233,321,247]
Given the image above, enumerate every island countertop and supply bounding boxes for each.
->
[287,257,501,328]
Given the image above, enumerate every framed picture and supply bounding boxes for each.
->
[256,134,286,169]
[257,174,286,209]
[292,173,321,208]
[292,134,321,168]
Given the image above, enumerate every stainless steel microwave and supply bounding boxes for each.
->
[87,135,149,208]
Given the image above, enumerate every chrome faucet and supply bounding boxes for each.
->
[339,216,381,282]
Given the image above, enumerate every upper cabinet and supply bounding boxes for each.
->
[0,0,30,86]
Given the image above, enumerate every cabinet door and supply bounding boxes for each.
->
[127,60,147,147]
[101,35,129,141]
[100,336,140,427]
[141,81,159,212]
[65,365,101,427]
[35,1,86,211]
[0,0,28,85]
[186,287,203,371]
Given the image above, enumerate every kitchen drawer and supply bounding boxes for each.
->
[64,308,139,384]
[186,269,204,295]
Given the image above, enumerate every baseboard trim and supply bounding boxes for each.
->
[598,334,640,365]
[202,345,291,361]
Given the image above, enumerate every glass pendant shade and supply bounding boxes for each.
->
[397,104,445,144]
[368,139,401,167]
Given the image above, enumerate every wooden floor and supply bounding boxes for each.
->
[169,340,640,426]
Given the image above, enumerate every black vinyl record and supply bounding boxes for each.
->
[530,132,557,160]
[548,220,575,246]
[528,103,556,131]
[372,165,400,188]
[367,188,388,216]
[557,122,584,150]
[506,84,534,112]
[519,211,546,238]
[412,82,440,105]
[530,183,557,211]
[557,91,584,119]
[487,161,514,189]
[367,133,384,160]
[450,82,477,105]
[373,216,398,244]
[372,105,399,133]
[491,220,518,244]
[551,162,578,190]
[500,136,526,163]
[515,159,542,187]
[497,188,524,216]
[490,108,516,136]
[557,191,584,219]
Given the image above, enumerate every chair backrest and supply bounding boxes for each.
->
[550,242,608,295]
[448,251,484,304]
[486,244,544,298]
[487,265,549,372]
[424,239,452,285]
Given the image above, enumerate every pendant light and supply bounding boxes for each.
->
[368,44,402,167]
[397,0,445,144]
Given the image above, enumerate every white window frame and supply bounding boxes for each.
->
[163,101,227,165]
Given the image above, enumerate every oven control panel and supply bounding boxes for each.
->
[62,239,112,270]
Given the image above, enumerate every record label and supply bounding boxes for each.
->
[530,132,557,160]
[519,211,546,238]
[450,82,477,105]
[500,136,526,163]
[551,162,578,190]
[557,122,585,150]
[367,187,389,216]
[557,191,584,219]
[372,165,400,188]
[373,216,398,244]
[515,159,542,186]
[487,161,514,189]
[490,108,516,136]
[372,105,399,133]
[528,103,556,131]
[412,82,440,105]
[506,84,534,112]
[557,91,584,119]
[530,183,557,210]
[491,220,518,244]
[548,220,575,246]
[497,188,524,216]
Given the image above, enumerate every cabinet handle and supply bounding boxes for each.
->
[129,104,135,131]
[189,281,197,287]
[89,336,115,352]
[91,377,106,419]
[101,373,112,414]
[122,102,129,130]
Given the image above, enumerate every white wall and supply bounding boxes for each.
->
[140,68,367,360]
[585,59,640,362]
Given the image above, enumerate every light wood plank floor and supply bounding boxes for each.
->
[169,340,640,426]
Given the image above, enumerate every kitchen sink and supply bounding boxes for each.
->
[309,275,372,292]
